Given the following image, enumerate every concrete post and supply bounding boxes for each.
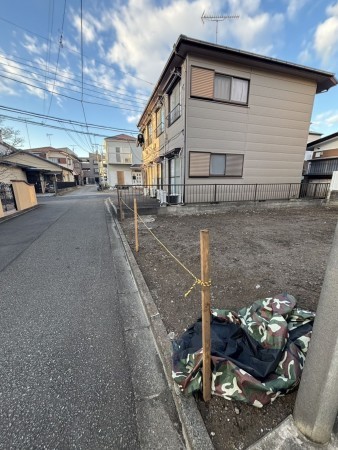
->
[293,221,338,444]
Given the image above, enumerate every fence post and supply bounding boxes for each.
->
[213,184,217,203]
[313,183,318,199]
[200,230,211,402]
[118,190,124,221]
[134,198,139,252]
[254,184,258,201]
[288,183,292,200]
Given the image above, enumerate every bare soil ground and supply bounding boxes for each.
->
[120,204,338,450]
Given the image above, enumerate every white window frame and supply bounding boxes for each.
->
[168,82,181,126]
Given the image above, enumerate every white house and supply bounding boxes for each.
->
[104,134,142,186]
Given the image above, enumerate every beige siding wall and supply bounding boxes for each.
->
[186,55,316,184]
[0,165,27,184]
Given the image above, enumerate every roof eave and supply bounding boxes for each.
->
[137,35,337,127]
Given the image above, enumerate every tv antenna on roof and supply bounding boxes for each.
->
[201,11,240,44]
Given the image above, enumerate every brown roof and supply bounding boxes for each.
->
[105,134,136,141]
[25,147,54,153]
[138,34,337,127]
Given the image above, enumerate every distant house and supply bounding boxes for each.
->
[104,134,142,186]
[304,132,338,183]
[307,131,323,144]
[26,146,81,184]
[1,151,73,193]
[138,35,337,203]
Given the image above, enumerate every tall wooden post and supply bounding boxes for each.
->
[134,198,139,252]
[200,230,211,402]
[118,190,124,221]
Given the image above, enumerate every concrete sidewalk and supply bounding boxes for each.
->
[109,198,338,450]
[108,198,214,450]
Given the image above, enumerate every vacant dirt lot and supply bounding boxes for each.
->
[120,204,338,450]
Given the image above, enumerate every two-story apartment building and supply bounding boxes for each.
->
[138,35,337,204]
[104,134,142,187]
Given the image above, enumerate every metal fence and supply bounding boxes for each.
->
[115,182,330,217]
[56,181,77,190]
[0,183,16,212]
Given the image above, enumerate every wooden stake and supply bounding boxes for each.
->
[118,191,124,221]
[200,229,211,402]
[134,198,139,252]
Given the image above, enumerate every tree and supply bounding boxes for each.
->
[0,118,25,151]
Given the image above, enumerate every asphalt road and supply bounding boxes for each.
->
[0,186,153,449]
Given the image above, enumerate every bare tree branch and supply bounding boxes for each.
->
[0,118,25,150]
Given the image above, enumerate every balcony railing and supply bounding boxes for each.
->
[156,122,164,137]
[306,159,338,176]
[168,104,181,126]
[108,154,132,164]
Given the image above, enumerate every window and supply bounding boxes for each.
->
[168,82,181,126]
[156,107,164,136]
[191,66,249,105]
[116,147,121,163]
[189,152,244,177]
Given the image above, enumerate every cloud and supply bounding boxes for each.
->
[287,0,309,20]
[312,110,338,129]
[22,34,49,55]
[106,0,284,93]
[71,9,110,44]
[314,2,338,65]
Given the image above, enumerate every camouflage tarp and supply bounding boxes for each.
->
[172,293,315,407]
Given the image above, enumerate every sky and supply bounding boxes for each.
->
[0,0,338,157]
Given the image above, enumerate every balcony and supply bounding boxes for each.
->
[108,153,132,164]
[306,159,338,177]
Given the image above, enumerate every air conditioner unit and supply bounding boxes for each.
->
[160,190,168,205]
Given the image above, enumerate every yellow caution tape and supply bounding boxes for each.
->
[120,198,211,297]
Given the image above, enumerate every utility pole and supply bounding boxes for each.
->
[201,11,239,44]
[293,221,338,444]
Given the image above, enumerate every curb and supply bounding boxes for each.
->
[108,199,214,450]
[0,205,40,224]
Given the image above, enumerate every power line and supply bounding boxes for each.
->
[47,0,67,115]
[44,0,55,113]
[0,16,49,41]
[80,0,94,151]
[0,55,149,103]
[0,73,144,112]
[0,113,137,138]
[0,14,154,86]
[0,65,145,109]
[0,58,147,107]
[0,105,139,132]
